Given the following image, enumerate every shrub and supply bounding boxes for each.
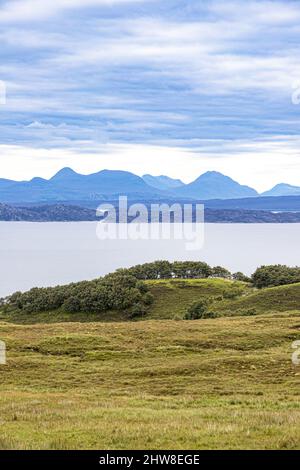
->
[62,297,81,313]
[223,288,243,299]
[233,308,258,317]
[8,272,151,315]
[129,302,148,318]
[232,272,251,283]
[211,266,231,279]
[252,265,300,288]
[242,308,257,316]
[184,300,218,320]
[143,292,154,305]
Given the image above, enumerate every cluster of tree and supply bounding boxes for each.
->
[121,261,239,280]
[8,272,153,315]
[5,261,252,316]
[251,265,300,289]
[7,261,300,319]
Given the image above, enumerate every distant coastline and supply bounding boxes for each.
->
[1,202,300,223]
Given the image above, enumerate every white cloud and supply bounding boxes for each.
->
[1,0,300,189]
[42,14,300,96]
[0,0,149,22]
[209,0,300,25]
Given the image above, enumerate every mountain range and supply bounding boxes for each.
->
[0,168,299,204]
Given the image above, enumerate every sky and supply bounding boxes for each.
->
[0,0,300,191]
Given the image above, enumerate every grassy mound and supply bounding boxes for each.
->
[2,278,300,323]
[1,278,250,323]
[218,282,300,315]
[146,278,249,319]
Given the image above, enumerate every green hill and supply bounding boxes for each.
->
[0,278,249,324]
[2,278,300,324]
[217,282,300,315]
[146,278,249,319]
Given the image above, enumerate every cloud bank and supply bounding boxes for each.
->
[0,0,299,188]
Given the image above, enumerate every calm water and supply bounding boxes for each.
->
[1,222,300,297]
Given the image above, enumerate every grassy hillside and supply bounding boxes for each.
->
[0,313,300,449]
[2,279,300,323]
[218,282,300,315]
[146,278,249,319]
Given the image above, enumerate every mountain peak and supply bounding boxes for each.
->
[262,183,300,197]
[30,177,47,185]
[50,167,80,181]
[142,174,184,191]
[199,171,233,180]
[175,171,258,200]
[202,171,224,176]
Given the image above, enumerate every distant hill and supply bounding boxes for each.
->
[2,203,300,223]
[262,183,300,197]
[0,203,97,221]
[173,171,258,200]
[142,174,184,190]
[203,195,300,211]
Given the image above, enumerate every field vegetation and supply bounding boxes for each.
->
[1,262,300,449]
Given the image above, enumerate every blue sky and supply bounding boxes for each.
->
[0,0,300,190]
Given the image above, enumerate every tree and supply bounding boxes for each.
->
[232,272,251,283]
[8,271,152,315]
[211,266,231,279]
[252,265,300,288]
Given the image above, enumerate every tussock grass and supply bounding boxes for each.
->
[1,314,300,449]
[218,282,300,315]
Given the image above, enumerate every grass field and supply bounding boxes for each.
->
[1,279,300,449]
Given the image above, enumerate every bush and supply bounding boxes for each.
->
[223,288,243,299]
[232,272,251,283]
[142,292,154,305]
[242,308,257,316]
[234,308,258,317]
[129,302,148,318]
[211,266,231,279]
[184,300,219,320]
[62,297,81,313]
[252,265,300,288]
[8,272,151,315]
